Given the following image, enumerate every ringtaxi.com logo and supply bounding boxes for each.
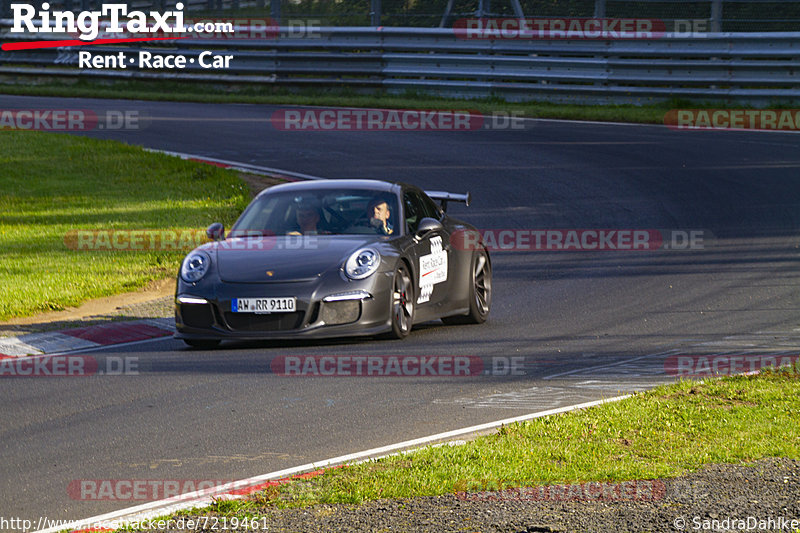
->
[0,109,142,131]
[0,355,138,377]
[9,2,229,41]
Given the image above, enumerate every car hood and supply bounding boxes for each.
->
[212,236,380,283]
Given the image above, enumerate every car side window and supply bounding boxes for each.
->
[405,190,441,233]
[419,193,442,220]
[404,192,421,234]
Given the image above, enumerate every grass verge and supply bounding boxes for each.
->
[180,366,799,518]
[2,80,708,124]
[0,130,253,321]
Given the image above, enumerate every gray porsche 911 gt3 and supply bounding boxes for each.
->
[174,179,491,348]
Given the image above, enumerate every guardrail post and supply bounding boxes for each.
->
[476,0,489,19]
[269,0,281,25]
[594,0,606,18]
[510,0,524,18]
[370,0,381,26]
[710,0,723,32]
[271,0,281,24]
[439,0,455,27]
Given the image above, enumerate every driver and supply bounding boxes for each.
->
[288,197,324,235]
[367,198,394,235]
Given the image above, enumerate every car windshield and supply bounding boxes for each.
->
[229,188,400,237]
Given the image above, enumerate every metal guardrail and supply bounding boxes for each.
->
[1,24,798,104]
[3,0,800,30]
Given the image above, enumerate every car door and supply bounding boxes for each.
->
[403,189,451,309]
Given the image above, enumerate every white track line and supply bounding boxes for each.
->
[541,348,683,380]
[145,149,327,180]
[47,335,174,356]
[34,394,630,533]
[520,115,800,134]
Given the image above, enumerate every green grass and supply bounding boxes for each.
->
[0,130,252,320]
[196,367,800,513]
[1,80,704,124]
[5,80,796,125]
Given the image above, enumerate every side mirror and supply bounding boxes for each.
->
[206,222,225,241]
[415,217,444,239]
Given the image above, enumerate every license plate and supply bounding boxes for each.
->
[232,297,296,314]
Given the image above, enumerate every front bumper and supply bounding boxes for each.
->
[174,271,394,341]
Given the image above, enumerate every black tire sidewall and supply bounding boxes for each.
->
[468,248,491,323]
[390,263,414,339]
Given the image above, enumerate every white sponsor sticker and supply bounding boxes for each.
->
[418,236,448,303]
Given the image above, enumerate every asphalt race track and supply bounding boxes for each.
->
[2,95,800,525]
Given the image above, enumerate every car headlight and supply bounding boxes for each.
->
[345,248,381,280]
[181,251,211,283]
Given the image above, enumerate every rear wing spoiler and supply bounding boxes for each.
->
[425,190,471,212]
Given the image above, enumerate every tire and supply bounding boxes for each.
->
[386,262,415,339]
[183,339,221,349]
[442,248,491,325]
